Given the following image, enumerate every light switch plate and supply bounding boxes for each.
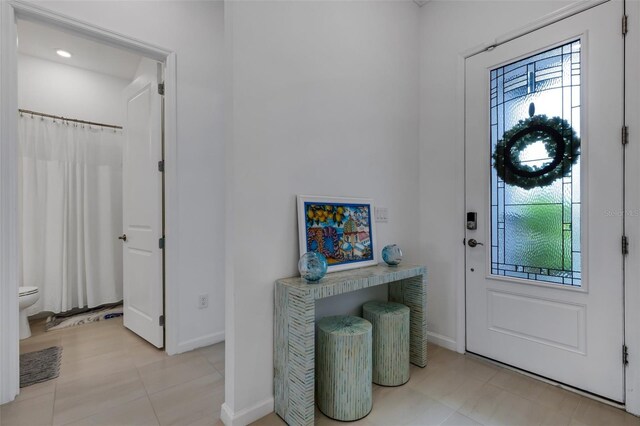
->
[375,207,389,223]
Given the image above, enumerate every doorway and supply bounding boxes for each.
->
[0,1,178,405]
[464,0,625,402]
[16,18,166,347]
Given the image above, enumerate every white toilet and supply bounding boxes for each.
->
[19,286,39,340]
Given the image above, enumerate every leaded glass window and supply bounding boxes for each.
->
[490,40,581,287]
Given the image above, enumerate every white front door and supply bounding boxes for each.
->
[465,1,624,401]
[122,64,164,348]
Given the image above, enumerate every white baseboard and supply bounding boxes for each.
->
[174,330,225,354]
[221,398,274,426]
[428,331,458,352]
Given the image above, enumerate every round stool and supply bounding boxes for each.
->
[363,301,410,386]
[316,315,372,421]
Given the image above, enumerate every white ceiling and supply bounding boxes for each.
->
[17,19,142,81]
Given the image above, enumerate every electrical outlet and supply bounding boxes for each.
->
[375,207,389,223]
[198,294,209,309]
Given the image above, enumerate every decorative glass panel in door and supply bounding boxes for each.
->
[490,40,581,286]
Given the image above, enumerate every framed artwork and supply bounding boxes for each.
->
[297,195,378,273]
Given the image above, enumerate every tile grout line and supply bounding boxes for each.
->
[438,353,613,425]
[52,322,135,426]
[488,371,587,418]
[140,351,226,425]
[134,356,162,426]
[16,320,129,425]
[135,351,216,423]
[436,408,457,426]
[50,377,58,426]
[453,410,486,426]
[472,352,627,412]
[57,395,152,426]
[139,351,211,394]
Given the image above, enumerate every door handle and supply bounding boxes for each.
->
[467,238,484,247]
[118,234,127,242]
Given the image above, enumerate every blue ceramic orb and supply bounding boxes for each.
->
[298,252,328,282]
[382,244,403,266]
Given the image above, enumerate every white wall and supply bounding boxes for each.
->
[26,0,226,352]
[225,1,419,421]
[18,53,130,125]
[418,0,574,350]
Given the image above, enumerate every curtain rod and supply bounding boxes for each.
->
[18,109,123,130]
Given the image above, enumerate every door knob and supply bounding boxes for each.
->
[118,234,127,242]
[467,238,483,247]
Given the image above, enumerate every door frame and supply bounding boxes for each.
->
[622,0,640,416]
[0,0,180,404]
[456,0,640,415]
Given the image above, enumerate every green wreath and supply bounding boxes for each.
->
[492,114,580,190]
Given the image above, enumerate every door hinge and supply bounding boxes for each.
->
[159,315,165,327]
[624,344,629,365]
[622,126,629,145]
[623,15,629,36]
[159,237,165,249]
[622,235,629,255]
[158,82,165,95]
[158,160,164,172]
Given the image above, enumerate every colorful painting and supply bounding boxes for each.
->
[297,196,378,272]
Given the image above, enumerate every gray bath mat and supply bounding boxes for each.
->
[20,346,62,387]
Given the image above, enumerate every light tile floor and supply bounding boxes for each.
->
[253,343,640,426]
[0,317,225,426]
[4,320,640,426]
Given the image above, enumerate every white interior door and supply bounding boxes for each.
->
[122,63,164,348]
[465,1,624,401]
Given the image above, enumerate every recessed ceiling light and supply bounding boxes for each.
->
[56,49,72,58]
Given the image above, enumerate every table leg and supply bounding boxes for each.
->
[274,286,315,426]
[389,274,427,367]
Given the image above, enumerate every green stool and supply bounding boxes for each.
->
[363,301,410,386]
[316,315,372,421]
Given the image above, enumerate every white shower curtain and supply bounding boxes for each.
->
[19,115,123,315]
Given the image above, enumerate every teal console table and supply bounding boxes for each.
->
[274,264,427,426]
